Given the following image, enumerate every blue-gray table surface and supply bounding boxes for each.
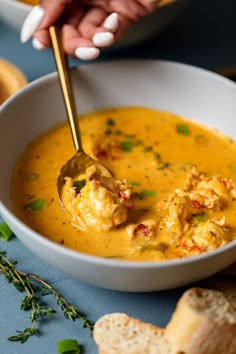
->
[1,0,236,353]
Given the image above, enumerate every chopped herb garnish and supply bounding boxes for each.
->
[154,152,161,160]
[139,190,157,198]
[73,179,86,193]
[57,339,81,354]
[193,212,208,222]
[24,198,48,211]
[143,146,153,152]
[107,118,115,126]
[130,181,141,187]
[121,140,132,152]
[105,129,112,135]
[157,162,170,170]
[176,124,190,135]
[0,222,14,241]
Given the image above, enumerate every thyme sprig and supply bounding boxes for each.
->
[0,251,94,343]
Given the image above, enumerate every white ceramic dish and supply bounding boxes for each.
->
[0,0,193,49]
[0,59,236,292]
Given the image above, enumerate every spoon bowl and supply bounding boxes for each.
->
[57,152,111,208]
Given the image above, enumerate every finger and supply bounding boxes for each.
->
[31,24,100,60]
[78,7,108,39]
[93,12,130,45]
[32,1,85,49]
[21,0,70,43]
[92,12,120,48]
[61,24,100,59]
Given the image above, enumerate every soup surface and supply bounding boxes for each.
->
[11,107,236,261]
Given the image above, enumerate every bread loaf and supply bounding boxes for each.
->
[93,312,175,354]
[94,285,236,354]
[165,287,236,354]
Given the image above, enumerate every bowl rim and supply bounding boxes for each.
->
[0,58,236,270]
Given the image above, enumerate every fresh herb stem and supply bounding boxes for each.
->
[0,251,93,343]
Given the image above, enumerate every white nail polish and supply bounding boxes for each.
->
[93,32,114,48]
[32,38,45,50]
[75,47,100,61]
[103,13,119,32]
[21,5,45,43]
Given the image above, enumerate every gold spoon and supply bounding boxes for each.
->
[49,25,111,208]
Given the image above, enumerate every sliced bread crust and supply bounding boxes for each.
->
[93,312,174,354]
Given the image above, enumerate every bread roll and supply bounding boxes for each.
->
[165,287,236,354]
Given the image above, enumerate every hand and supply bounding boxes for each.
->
[20,0,161,60]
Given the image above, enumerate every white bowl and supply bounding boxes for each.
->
[0,59,236,292]
[0,0,193,49]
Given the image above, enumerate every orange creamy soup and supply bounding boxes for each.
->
[11,107,236,261]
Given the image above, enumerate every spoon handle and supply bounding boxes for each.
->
[49,25,82,152]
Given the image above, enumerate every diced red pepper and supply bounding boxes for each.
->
[191,200,202,209]
[96,149,108,159]
[134,223,149,236]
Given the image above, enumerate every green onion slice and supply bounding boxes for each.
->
[130,181,141,187]
[107,117,115,126]
[176,124,190,135]
[24,198,48,211]
[120,140,132,152]
[139,190,157,197]
[0,222,13,241]
[57,339,81,354]
[193,212,208,222]
[73,179,86,194]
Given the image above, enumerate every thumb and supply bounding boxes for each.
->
[20,0,69,43]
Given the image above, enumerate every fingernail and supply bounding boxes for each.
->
[93,32,114,47]
[75,47,100,60]
[32,38,45,50]
[103,13,119,32]
[21,5,45,43]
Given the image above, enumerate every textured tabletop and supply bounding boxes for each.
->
[0,0,236,353]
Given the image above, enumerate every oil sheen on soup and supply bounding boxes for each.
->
[11,107,236,261]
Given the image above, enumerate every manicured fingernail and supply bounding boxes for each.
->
[93,32,114,47]
[32,37,45,50]
[75,47,100,60]
[21,5,45,43]
[103,13,119,32]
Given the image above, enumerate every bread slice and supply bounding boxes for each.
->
[165,287,236,354]
[93,312,175,354]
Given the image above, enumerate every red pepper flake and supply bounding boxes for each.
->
[118,190,128,200]
[134,223,149,236]
[191,200,202,209]
[96,149,108,159]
